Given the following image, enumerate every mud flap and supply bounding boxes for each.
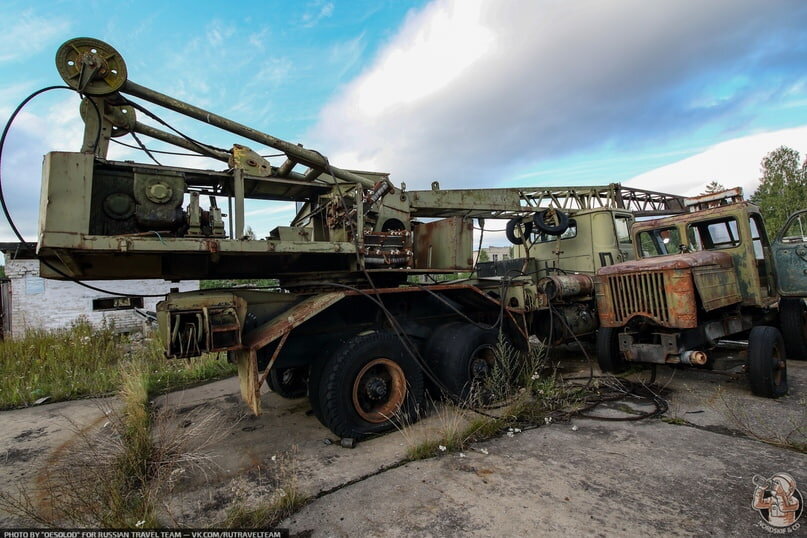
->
[234,348,261,416]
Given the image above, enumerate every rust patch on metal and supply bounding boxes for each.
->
[243,291,345,351]
[598,251,733,275]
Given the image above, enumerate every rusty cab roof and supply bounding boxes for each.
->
[631,200,761,235]
[598,250,733,276]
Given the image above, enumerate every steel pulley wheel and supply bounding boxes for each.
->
[506,217,533,245]
[533,209,569,236]
[748,326,788,398]
[56,37,128,95]
[315,332,424,438]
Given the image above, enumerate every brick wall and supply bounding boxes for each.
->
[4,258,198,338]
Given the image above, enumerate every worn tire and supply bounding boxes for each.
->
[533,209,569,236]
[425,322,501,400]
[308,341,343,421]
[318,332,425,438]
[506,217,533,245]
[748,326,788,398]
[780,298,807,360]
[596,327,627,373]
[267,367,308,399]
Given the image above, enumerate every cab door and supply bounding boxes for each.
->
[772,209,807,296]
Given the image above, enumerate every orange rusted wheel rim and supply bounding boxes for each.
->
[352,358,407,423]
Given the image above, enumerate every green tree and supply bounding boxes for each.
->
[751,146,807,234]
[478,249,490,262]
[701,181,725,195]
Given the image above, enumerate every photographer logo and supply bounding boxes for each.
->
[752,472,802,533]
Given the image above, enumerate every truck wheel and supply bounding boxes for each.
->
[426,322,501,400]
[506,217,533,245]
[318,332,424,438]
[267,367,308,399]
[748,326,788,398]
[532,209,569,236]
[308,354,328,421]
[780,298,807,360]
[596,327,627,373]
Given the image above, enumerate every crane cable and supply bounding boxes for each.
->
[0,86,168,297]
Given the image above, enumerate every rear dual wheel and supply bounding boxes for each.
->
[310,332,424,438]
[425,322,503,400]
[257,346,308,399]
[267,367,308,399]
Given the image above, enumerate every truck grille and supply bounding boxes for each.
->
[607,272,669,324]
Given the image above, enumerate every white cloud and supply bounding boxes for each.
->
[311,0,807,188]
[301,1,335,28]
[0,9,70,63]
[625,126,807,196]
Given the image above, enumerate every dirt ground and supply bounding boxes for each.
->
[0,352,804,535]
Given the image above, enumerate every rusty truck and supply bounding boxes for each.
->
[594,188,807,398]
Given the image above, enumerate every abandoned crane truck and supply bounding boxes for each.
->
[34,37,774,439]
[595,189,807,397]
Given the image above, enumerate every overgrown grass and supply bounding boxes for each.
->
[221,482,307,528]
[220,449,308,529]
[710,387,807,454]
[0,359,227,527]
[0,320,236,409]
[401,337,580,461]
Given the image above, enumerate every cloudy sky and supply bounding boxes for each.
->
[1,0,806,245]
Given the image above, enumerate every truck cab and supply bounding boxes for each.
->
[594,190,806,399]
[513,208,636,274]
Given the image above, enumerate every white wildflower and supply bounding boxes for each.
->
[571,425,579,432]
[531,373,540,381]
[135,520,145,528]
[271,455,277,462]
[514,428,521,433]
[480,448,489,455]
[459,453,466,458]
[544,416,552,425]
[438,445,447,452]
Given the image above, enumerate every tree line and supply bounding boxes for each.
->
[702,146,806,234]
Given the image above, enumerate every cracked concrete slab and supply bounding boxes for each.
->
[0,356,803,533]
[282,417,805,536]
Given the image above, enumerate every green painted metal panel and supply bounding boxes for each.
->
[772,209,807,296]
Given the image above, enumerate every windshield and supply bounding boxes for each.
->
[637,226,682,257]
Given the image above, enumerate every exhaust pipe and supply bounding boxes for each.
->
[680,350,708,366]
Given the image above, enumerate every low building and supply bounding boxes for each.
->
[473,246,514,264]
[0,243,198,338]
